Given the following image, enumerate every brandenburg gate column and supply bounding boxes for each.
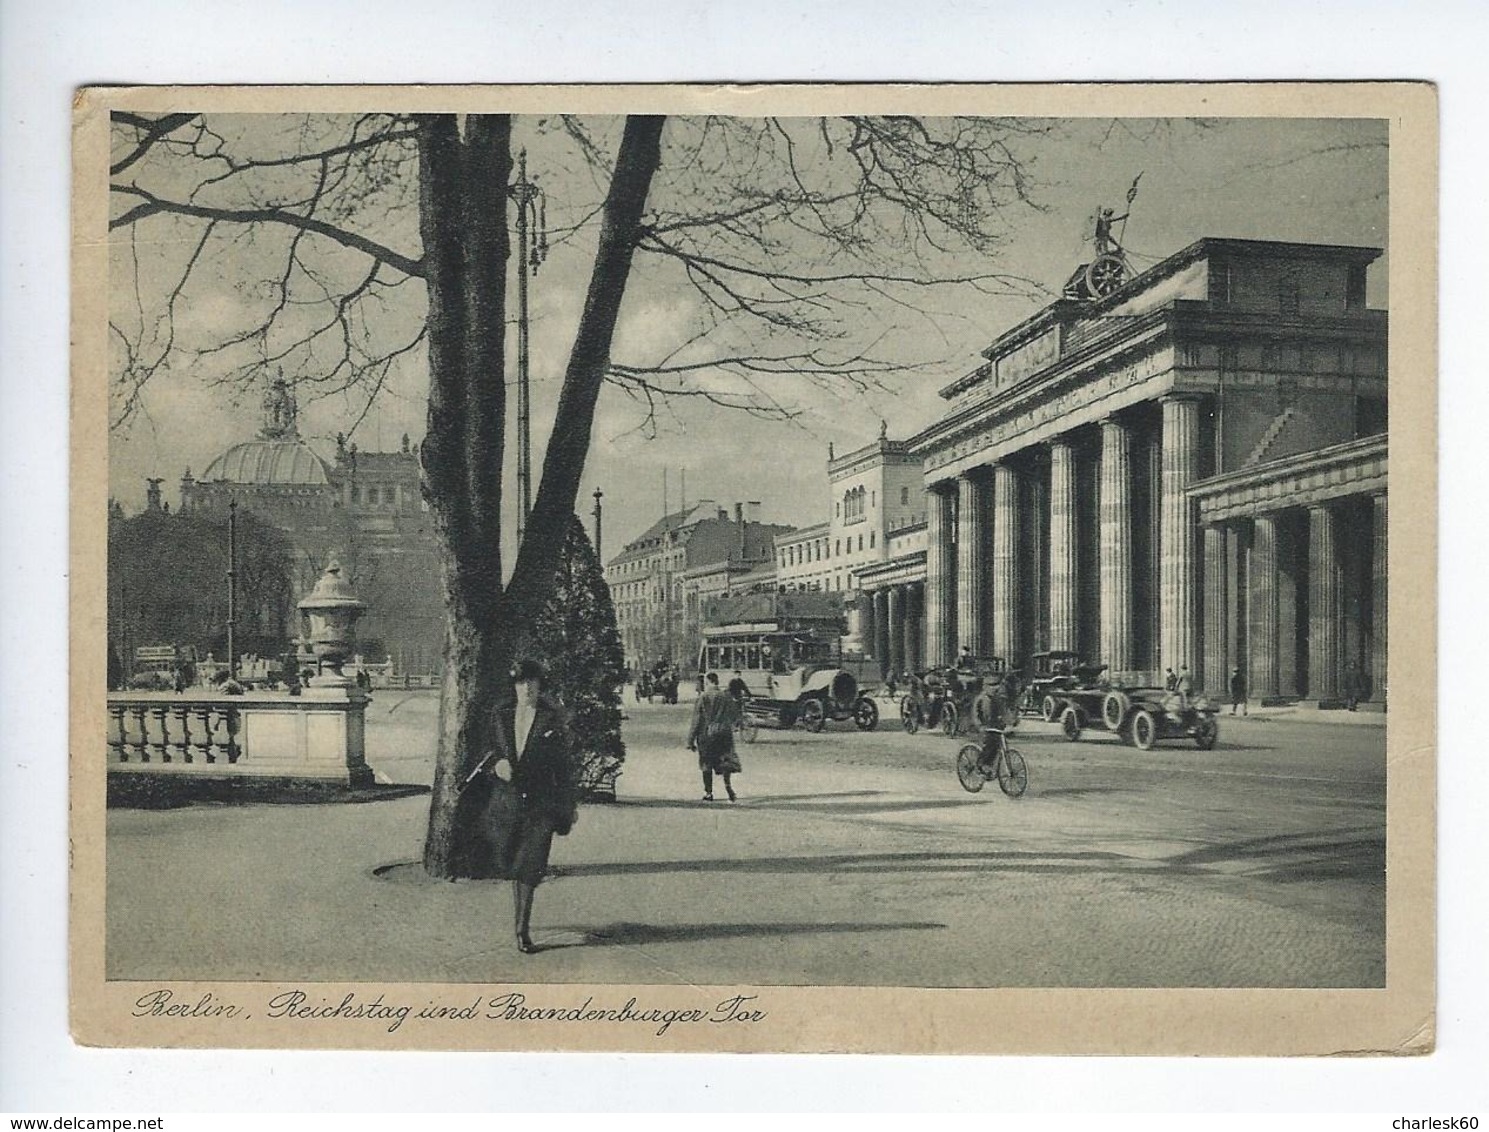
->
[1099,417,1133,672]
[956,473,989,657]
[923,485,957,668]
[897,584,917,679]
[872,589,891,679]
[1371,493,1388,703]
[1248,514,1279,701]
[1048,438,1078,653]
[886,585,906,678]
[1202,524,1228,696]
[1308,503,1341,701]
[991,462,1020,661]
[1160,395,1201,674]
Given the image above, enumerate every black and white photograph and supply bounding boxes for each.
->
[70,83,1435,1055]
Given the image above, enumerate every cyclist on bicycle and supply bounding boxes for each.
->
[971,678,1014,767]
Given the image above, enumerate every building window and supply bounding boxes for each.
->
[870,531,876,548]
[835,539,840,556]
[350,485,361,503]
[1278,270,1301,316]
[900,486,909,505]
[857,534,863,552]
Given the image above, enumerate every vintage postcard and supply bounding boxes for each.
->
[71,82,1436,1054]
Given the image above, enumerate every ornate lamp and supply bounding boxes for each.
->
[297,559,367,688]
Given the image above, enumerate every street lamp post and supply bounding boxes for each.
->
[510,148,548,547]
[592,487,604,561]
[226,498,238,681]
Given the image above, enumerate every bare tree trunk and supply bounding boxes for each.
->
[419,114,514,877]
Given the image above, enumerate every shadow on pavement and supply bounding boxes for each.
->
[559,848,1134,878]
[576,919,945,947]
[1168,828,1385,883]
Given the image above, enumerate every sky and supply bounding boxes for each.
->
[108,114,1388,566]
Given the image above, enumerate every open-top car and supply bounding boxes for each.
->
[1056,683,1220,750]
[900,657,1011,737]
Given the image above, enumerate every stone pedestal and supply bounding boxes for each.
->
[991,463,1020,661]
[1099,417,1133,671]
[1160,396,1200,672]
[1049,439,1078,654]
[956,474,989,657]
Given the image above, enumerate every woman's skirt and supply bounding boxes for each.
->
[458,775,559,884]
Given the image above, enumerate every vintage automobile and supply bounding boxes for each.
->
[697,592,879,733]
[1056,683,1220,750]
[1021,649,1083,720]
[900,658,1011,737]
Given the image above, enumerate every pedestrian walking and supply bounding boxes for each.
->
[1164,666,1179,692]
[1229,666,1248,715]
[458,659,580,955]
[688,671,742,801]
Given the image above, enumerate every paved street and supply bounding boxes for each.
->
[107,691,1385,987]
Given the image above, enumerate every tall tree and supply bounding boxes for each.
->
[108,110,1044,875]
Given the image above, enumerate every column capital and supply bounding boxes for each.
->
[1160,392,1205,405]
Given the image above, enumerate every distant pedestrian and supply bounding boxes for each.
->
[726,669,749,705]
[1164,667,1179,692]
[688,671,741,802]
[1229,666,1248,715]
[1343,662,1362,711]
[1175,665,1193,710]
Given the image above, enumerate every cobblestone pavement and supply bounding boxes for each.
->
[107,692,1385,988]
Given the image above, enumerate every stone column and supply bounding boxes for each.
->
[887,585,905,678]
[923,486,957,667]
[1099,417,1133,672]
[908,583,924,673]
[1026,472,1048,656]
[991,462,1020,661]
[1308,504,1341,701]
[872,589,891,679]
[897,585,916,678]
[1160,396,1201,674]
[1371,493,1388,702]
[1203,524,1227,696]
[956,473,989,658]
[1048,438,1079,654]
[1249,514,1279,700]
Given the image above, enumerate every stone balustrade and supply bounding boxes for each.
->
[105,689,372,786]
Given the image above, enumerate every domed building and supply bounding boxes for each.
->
[179,377,445,678]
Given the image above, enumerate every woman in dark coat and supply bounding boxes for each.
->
[688,671,742,801]
[465,659,579,954]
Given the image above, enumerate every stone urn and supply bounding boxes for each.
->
[297,559,367,689]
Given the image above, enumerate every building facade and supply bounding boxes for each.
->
[905,237,1387,703]
[178,378,446,675]
[605,500,791,671]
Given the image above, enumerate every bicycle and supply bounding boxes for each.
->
[956,726,1028,798]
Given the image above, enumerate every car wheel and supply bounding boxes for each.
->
[1041,694,1059,722]
[1194,716,1218,751]
[956,744,986,793]
[1060,706,1083,742]
[853,697,879,731]
[1102,691,1129,731]
[1130,708,1158,750]
[799,698,826,732]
